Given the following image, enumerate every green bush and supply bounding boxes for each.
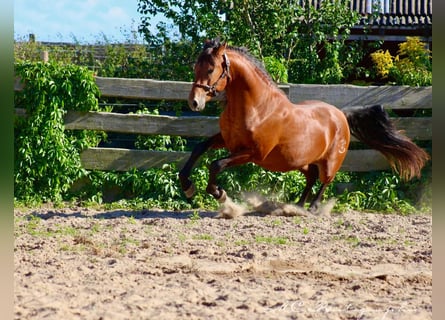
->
[370,37,432,86]
[263,56,288,83]
[14,62,102,202]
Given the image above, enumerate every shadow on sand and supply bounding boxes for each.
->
[27,208,219,220]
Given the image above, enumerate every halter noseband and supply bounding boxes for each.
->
[193,52,231,97]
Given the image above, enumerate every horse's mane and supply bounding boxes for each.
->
[199,38,276,87]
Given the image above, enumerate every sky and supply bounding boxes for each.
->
[14,0,152,44]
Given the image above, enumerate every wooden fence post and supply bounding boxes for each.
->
[41,51,49,62]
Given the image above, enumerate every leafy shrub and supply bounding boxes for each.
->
[286,0,361,84]
[370,37,432,86]
[14,62,102,202]
[370,49,394,79]
[138,0,361,84]
[263,56,288,83]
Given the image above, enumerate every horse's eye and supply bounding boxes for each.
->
[208,69,214,75]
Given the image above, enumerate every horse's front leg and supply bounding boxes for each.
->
[206,152,252,202]
[179,133,225,198]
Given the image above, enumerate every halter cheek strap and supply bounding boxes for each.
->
[193,52,231,97]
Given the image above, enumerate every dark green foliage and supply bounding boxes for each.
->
[137,0,361,84]
[14,62,102,202]
[333,169,432,214]
[263,56,288,83]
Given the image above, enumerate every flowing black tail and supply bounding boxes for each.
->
[343,105,430,180]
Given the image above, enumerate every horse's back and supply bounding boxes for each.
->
[291,100,349,135]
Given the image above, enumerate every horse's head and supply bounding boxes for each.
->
[189,39,231,111]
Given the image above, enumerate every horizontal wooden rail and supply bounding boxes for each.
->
[289,84,432,109]
[15,108,432,141]
[80,148,191,171]
[63,111,220,138]
[95,77,193,101]
[96,78,432,109]
[63,112,431,141]
[15,76,431,109]
[80,147,390,172]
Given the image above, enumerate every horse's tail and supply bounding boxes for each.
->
[342,104,430,180]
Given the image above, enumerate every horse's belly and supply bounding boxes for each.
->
[253,148,316,172]
[254,159,296,172]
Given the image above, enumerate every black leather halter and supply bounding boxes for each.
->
[193,52,231,97]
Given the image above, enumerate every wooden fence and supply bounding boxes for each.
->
[15,76,432,172]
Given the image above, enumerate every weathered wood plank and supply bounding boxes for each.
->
[15,108,431,140]
[341,149,390,172]
[94,77,194,100]
[64,111,220,137]
[64,111,431,140]
[16,76,430,111]
[80,148,191,171]
[391,117,432,141]
[96,78,432,109]
[94,76,290,101]
[80,147,391,172]
[288,84,432,109]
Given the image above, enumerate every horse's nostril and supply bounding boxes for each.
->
[192,100,198,108]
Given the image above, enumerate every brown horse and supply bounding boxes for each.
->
[179,39,429,211]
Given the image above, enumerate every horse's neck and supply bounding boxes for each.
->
[225,54,275,115]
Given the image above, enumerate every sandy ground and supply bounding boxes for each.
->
[14,199,431,320]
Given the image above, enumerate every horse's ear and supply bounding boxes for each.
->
[215,42,227,55]
[201,40,212,55]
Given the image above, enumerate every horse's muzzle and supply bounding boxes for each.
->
[188,93,206,112]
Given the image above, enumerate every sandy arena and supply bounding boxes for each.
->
[14,197,432,319]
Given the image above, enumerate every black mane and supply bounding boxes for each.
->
[198,38,276,86]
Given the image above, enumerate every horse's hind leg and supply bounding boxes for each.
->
[179,133,225,198]
[308,183,329,212]
[296,164,319,207]
[308,155,345,211]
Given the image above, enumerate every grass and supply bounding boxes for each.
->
[14,210,146,258]
[255,235,289,245]
[293,216,302,225]
[345,236,361,247]
[127,215,137,224]
[22,215,81,238]
[192,234,214,241]
[266,218,283,227]
[177,233,187,242]
[187,210,201,225]
[234,239,250,246]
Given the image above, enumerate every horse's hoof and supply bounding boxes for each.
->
[184,183,196,199]
[308,204,319,214]
[217,189,227,203]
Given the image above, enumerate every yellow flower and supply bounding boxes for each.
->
[370,50,394,78]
